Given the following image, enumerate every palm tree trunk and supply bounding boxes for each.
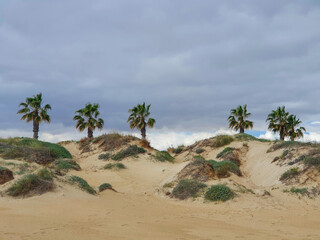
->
[33,114,39,139]
[280,128,285,141]
[88,128,93,138]
[239,127,244,134]
[141,126,146,140]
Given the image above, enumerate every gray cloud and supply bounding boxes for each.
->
[1,0,320,136]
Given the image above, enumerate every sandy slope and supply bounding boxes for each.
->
[1,141,320,240]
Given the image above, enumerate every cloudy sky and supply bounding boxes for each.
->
[1,0,320,149]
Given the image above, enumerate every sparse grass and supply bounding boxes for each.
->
[98,183,113,192]
[280,150,290,159]
[208,160,241,177]
[7,173,54,197]
[267,141,316,152]
[0,166,9,171]
[290,187,308,195]
[94,133,138,151]
[193,155,205,161]
[111,145,146,161]
[53,159,81,171]
[154,151,174,162]
[235,186,255,194]
[303,156,320,167]
[288,155,306,165]
[104,163,126,170]
[216,147,234,158]
[163,182,175,188]
[37,168,53,181]
[205,185,235,202]
[234,133,270,142]
[212,135,234,148]
[98,153,111,160]
[195,148,205,154]
[69,176,96,195]
[280,168,300,181]
[172,179,207,200]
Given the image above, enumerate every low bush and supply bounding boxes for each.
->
[69,176,96,195]
[98,153,111,160]
[212,135,233,148]
[208,160,241,177]
[154,151,174,162]
[205,184,235,202]
[195,148,205,154]
[53,159,81,171]
[267,141,315,152]
[172,179,207,200]
[280,168,300,181]
[98,183,113,192]
[37,168,53,181]
[303,156,320,167]
[111,145,146,161]
[7,174,54,197]
[290,187,308,195]
[280,150,290,159]
[288,155,306,165]
[104,163,126,170]
[216,147,234,158]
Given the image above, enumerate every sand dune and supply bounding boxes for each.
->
[1,136,320,240]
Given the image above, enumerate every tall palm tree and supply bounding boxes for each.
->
[127,102,155,140]
[266,106,290,140]
[17,93,51,139]
[73,103,104,138]
[228,104,253,133]
[287,114,306,141]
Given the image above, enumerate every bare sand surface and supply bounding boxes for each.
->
[1,141,320,240]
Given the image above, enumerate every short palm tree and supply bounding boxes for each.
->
[287,114,306,141]
[73,103,104,138]
[266,106,289,140]
[17,93,51,139]
[228,104,253,133]
[127,102,155,140]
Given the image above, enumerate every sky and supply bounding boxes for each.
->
[1,0,320,149]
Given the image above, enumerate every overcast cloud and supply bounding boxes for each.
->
[1,0,320,149]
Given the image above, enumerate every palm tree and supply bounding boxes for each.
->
[287,114,306,141]
[127,102,155,140]
[17,93,51,139]
[266,106,290,140]
[73,103,104,138]
[228,104,253,133]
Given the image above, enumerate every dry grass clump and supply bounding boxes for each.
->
[104,163,126,170]
[154,151,174,162]
[95,133,138,151]
[0,166,14,185]
[208,160,241,178]
[68,176,96,195]
[177,157,215,181]
[280,168,300,181]
[171,179,207,200]
[111,145,146,161]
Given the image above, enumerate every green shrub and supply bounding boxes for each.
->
[53,159,81,171]
[280,150,290,159]
[37,168,53,181]
[104,163,126,170]
[154,151,174,162]
[171,179,207,200]
[98,153,111,160]
[208,160,241,177]
[173,147,183,154]
[216,147,234,158]
[98,183,112,192]
[0,166,9,171]
[212,135,234,148]
[193,155,205,160]
[195,148,205,154]
[290,187,308,195]
[111,145,146,161]
[163,182,175,188]
[69,176,96,195]
[7,174,54,197]
[205,185,235,202]
[280,168,300,181]
[234,133,270,142]
[303,156,320,167]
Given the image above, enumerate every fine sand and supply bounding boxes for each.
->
[1,141,320,240]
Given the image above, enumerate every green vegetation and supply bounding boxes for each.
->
[73,103,104,138]
[17,93,51,139]
[0,166,9,171]
[268,141,314,152]
[212,135,234,148]
[280,168,300,181]
[0,137,72,164]
[290,187,308,195]
[195,148,205,154]
[98,183,113,192]
[303,156,320,167]
[208,160,241,177]
[37,168,53,181]
[127,102,155,140]
[163,182,175,188]
[98,153,111,160]
[94,133,137,151]
[280,150,290,159]
[7,172,54,197]
[69,176,96,195]
[171,179,207,200]
[228,104,253,133]
[111,145,146,161]
[172,146,184,154]
[154,151,174,162]
[205,185,235,202]
[216,147,234,158]
[104,163,126,170]
[52,159,81,172]
[234,133,270,142]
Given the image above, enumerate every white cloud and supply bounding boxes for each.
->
[258,131,278,140]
